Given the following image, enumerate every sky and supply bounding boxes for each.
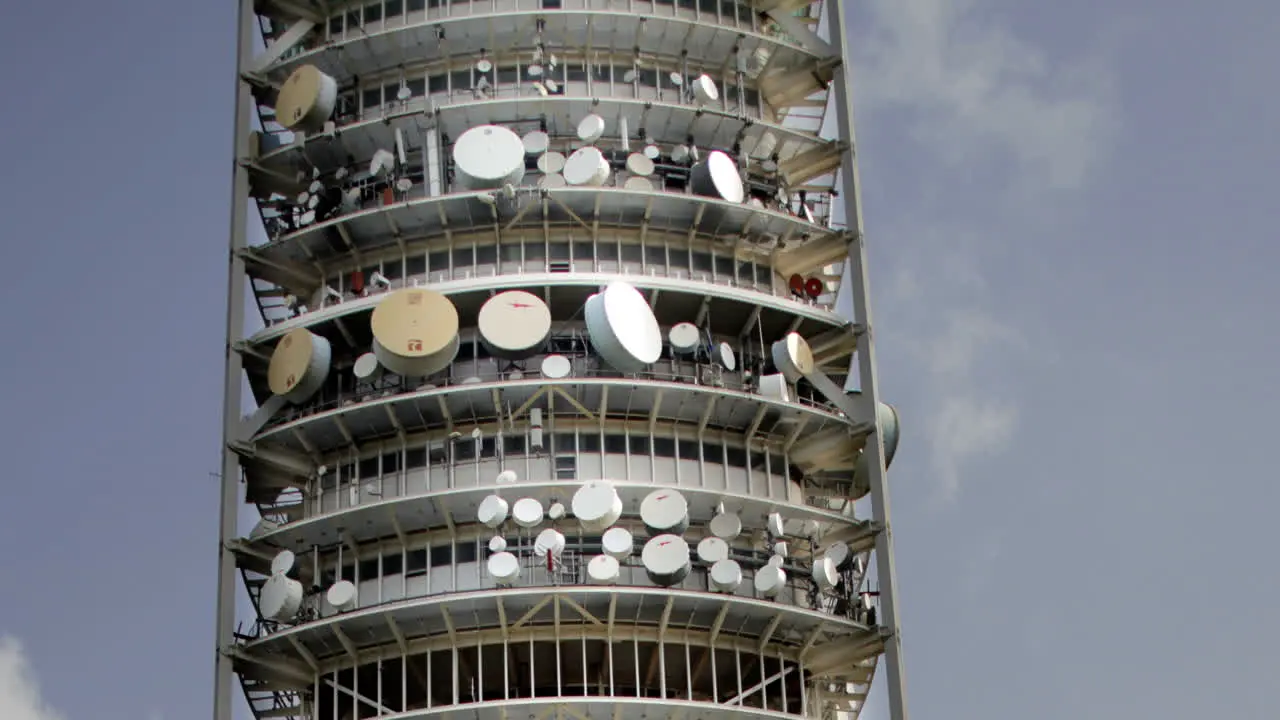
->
[0,1,1276,720]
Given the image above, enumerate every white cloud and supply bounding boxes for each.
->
[0,637,63,720]
[856,0,1118,191]
[852,0,1116,499]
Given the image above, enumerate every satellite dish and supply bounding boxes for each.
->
[512,498,545,528]
[587,554,621,585]
[327,580,357,612]
[477,494,510,528]
[641,534,691,587]
[602,526,634,559]
[710,559,743,592]
[487,551,520,584]
[696,536,729,564]
[639,488,690,536]
[260,574,304,621]
[572,481,624,531]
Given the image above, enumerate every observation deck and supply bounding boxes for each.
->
[216,2,910,720]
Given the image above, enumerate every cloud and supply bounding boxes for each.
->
[0,637,63,720]
[851,0,1117,499]
[855,0,1118,191]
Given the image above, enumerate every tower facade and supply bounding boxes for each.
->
[215,3,909,720]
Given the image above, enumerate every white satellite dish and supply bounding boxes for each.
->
[487,551,520,584]
[639,488,690,536]
[270,550,296,576]
[710,559,743,592]
[495,469,519,484]
[692,74,719,105]
[667,323,700,355]
[587,554,621,585]
[696,536,729,564]
[767,512,785,536]
[512,498,545,528]
[577,114,606,143]
[641,534,691,587]
[583,281,662,372]
[563,146,610,186]
[477,494,510,528]
[709,511,742,539]
[260,574,304,621]
[625,152,655,176]
[533,529,566,559]
[754,564,786,598]
[541,354,572,379]
[327,580,357,612]
[812,556,839,592]
[478,290,552,360]
[601,526,634,559]
[690,151,745,203]
[522,130,550,155]
[488,536,507,553]
[537,151,566,174]
[572,481,624,532]
[453,125,526,190]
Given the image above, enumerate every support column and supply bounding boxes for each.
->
[823,2,910,719]
[214,2,256,720]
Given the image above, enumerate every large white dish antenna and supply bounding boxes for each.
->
[275,65,338,132]
[370,288,461,377]
[563,146,611,186]
[584,281,662,372]
[639,488,690,536]
[710,559,743,592]
[587,554,621,585]
[327,580,357,612]
[267,328,332,404]
[477,494,510,528]
[667,322,701,354]
[689,150,745,203]
[487,551,520,584]
[601,526,634,559]
[260,574,304,621]
[478,290,552,360]
[696,536,729,564]
[453,125,526,190]
[641,534,691,587]
[512,498,545,528]
[572,481,624,532]
[754,564,786,598]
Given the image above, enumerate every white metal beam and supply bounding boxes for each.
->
[248,19,316,74]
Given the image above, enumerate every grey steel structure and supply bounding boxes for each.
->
[216,2,908,720]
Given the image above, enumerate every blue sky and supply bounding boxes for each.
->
[0,2,1275,719]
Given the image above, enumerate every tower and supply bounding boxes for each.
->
[215,3,909,720]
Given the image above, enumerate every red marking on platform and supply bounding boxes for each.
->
[510,302,534,308]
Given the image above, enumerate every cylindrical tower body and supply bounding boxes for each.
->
[216,3,909,720]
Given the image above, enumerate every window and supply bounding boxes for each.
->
[406,447,427,469]
[405,549,428,576]
[430,545,452,567]
[382,451,400,473]
[382,552,403,575]
[628,435,650,455]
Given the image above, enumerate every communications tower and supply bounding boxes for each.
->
[214,2,909,720]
